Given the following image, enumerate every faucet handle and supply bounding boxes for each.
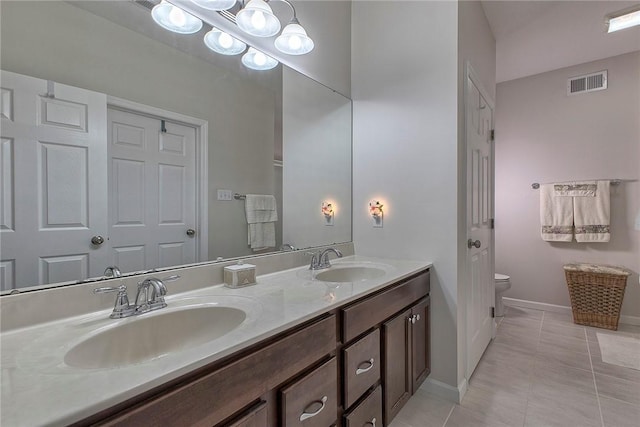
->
[94,285,135,319]
[94,284,127,294]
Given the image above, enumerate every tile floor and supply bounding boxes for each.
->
[390,305,640,427]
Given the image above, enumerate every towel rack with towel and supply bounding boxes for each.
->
[531,179,622,189]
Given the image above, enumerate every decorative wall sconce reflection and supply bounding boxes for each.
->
[151,0,314,71]
[322,202,334,226]
[369,201,383,228]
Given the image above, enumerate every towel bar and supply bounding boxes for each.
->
[531,179,622,189]
[234,193,246,200]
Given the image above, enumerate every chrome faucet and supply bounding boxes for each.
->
[135,277,168,314]
[94,275,179,318]
[103,265,122,278]
[309,247,343,270]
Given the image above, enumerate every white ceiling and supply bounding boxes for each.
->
[481,0,640,82]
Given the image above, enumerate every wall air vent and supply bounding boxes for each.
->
[567,70,607,96]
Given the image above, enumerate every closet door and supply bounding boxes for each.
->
[107,107,197,273]
[0,70,108,290]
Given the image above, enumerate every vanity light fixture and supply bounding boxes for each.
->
[322,202,334,226]
[369,201,383,228]
[204,28,247,55]
[236,0,281,37]
[606,5,640,33]
[274,17,314,55]
[151,1,203,34]
[242,47,278,70]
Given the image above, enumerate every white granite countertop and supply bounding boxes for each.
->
[0,255,431,426]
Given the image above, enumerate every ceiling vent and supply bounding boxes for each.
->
[567,70,607,96]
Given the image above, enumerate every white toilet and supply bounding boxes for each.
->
[494,273,512,317]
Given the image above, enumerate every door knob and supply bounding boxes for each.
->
[186,229,196,237]
[91,235,105,245]
[467,239,481,249]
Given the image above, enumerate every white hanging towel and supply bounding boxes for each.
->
[540,183,573,241]
[573,180,610,242]
[245,194,278,251]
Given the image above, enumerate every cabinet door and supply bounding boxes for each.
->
[382,308,411,425]
[411,297,430,393]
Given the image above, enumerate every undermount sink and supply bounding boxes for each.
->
[65,305,246,369]
[314,265,386,283]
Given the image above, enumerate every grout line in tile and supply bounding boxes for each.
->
[441,404,455,427]
[522,310,545,427]
[585,328,605,427]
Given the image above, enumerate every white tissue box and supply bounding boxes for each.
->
[224,263,256,288]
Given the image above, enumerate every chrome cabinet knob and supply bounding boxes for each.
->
[467,239,481,249]
[186,228,196,237]
[91,235,105,245]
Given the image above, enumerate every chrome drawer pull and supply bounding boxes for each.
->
[299,395,327,421]
[355,358,375,375]
[365,417,376,427]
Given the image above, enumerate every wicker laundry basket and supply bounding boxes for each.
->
[564,263,630,330]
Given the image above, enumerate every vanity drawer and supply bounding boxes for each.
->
[281,357,337,427]
[342,271,429,343]
[344,386,382,427]
[343,329,380,409]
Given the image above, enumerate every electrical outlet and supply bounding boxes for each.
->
[217,189,233,201]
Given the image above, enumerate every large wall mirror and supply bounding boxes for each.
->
[0,0,352,293]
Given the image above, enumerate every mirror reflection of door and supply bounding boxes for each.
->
[107,107,197,273]
[0,70,109,289]
[0,70,201,291]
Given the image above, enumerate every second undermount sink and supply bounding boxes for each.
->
[65,305,246,369]
[314,265,387,283]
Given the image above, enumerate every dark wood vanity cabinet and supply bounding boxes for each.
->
[342,270,430,426]
[83,269,430,427]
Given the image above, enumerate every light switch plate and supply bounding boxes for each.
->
[217,189,233,201]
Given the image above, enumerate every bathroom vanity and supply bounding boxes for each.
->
[0,254,431,426]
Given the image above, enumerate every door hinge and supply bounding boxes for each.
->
[490,129,495,141]
[489,218,494,229]
[491,307,495,318]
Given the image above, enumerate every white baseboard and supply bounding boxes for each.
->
[503,297,640,326]
[419,377,468,404]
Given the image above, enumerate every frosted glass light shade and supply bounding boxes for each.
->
[204,29,246,55]
[607,8,640,32]
[152,1,203,34]
[274,23,314,55]
[191,0,237,11]
[236,0,281,37]
[242,47,278,70]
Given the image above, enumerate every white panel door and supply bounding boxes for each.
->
[466,71,495,377]
[107,108,196,273]
[0,70,108,290]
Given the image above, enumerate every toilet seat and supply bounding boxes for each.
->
[495,273,510,282]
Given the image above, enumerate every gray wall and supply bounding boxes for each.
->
[495,52,640,319]
[352,0,461,391]
[282,68,352,249]
[352,0,496,396]
[1,1,277,260]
